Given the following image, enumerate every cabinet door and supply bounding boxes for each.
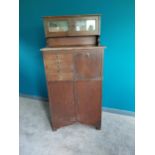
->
[71,16,99,36]
[75,80,102,127]
[44,19,70,37]
[48,81,76,129]
[74,50,102,80]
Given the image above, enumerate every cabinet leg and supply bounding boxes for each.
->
[52,127,57,131]
[95,123,101,130]
[50,122,57,131]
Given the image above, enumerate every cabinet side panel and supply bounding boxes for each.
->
[48,81,76,129]
[75,80,102,128]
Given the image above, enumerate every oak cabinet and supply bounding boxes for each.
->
[41,15,105,130]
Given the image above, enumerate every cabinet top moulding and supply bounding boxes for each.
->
[42,14,101,18]
[40,46,106,52]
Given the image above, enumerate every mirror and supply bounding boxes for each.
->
[75,20,96,32]
[48,21,69,32]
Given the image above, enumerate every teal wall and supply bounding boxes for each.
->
[19,0,135,111]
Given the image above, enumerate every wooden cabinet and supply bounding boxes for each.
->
[41,15,105,130]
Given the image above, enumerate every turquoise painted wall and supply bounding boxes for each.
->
[19,0,135,111]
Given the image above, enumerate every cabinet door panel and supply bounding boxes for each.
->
[48,20,69,32]
[75,80,102,127]
[74,50,102,80]
[71,16,99,36]
[48,81,76,129]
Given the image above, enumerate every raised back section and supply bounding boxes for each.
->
[43,15,101,47]
[46,36,99,47]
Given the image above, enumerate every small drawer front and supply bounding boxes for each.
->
[43,53,74,81]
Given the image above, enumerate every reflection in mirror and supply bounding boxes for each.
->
[75,20,96,32]
[48,21,69,32]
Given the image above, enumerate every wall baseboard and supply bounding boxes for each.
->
[103,107,135,117]
[19,93,48,101]
[19,93,135,117]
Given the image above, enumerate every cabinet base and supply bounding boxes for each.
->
[51,122,101,131]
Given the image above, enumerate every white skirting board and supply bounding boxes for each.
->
[19,93,135,117]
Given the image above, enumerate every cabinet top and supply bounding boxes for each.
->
[40,46,105,52]
[43,14,101,37]
[43,14,101,19]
